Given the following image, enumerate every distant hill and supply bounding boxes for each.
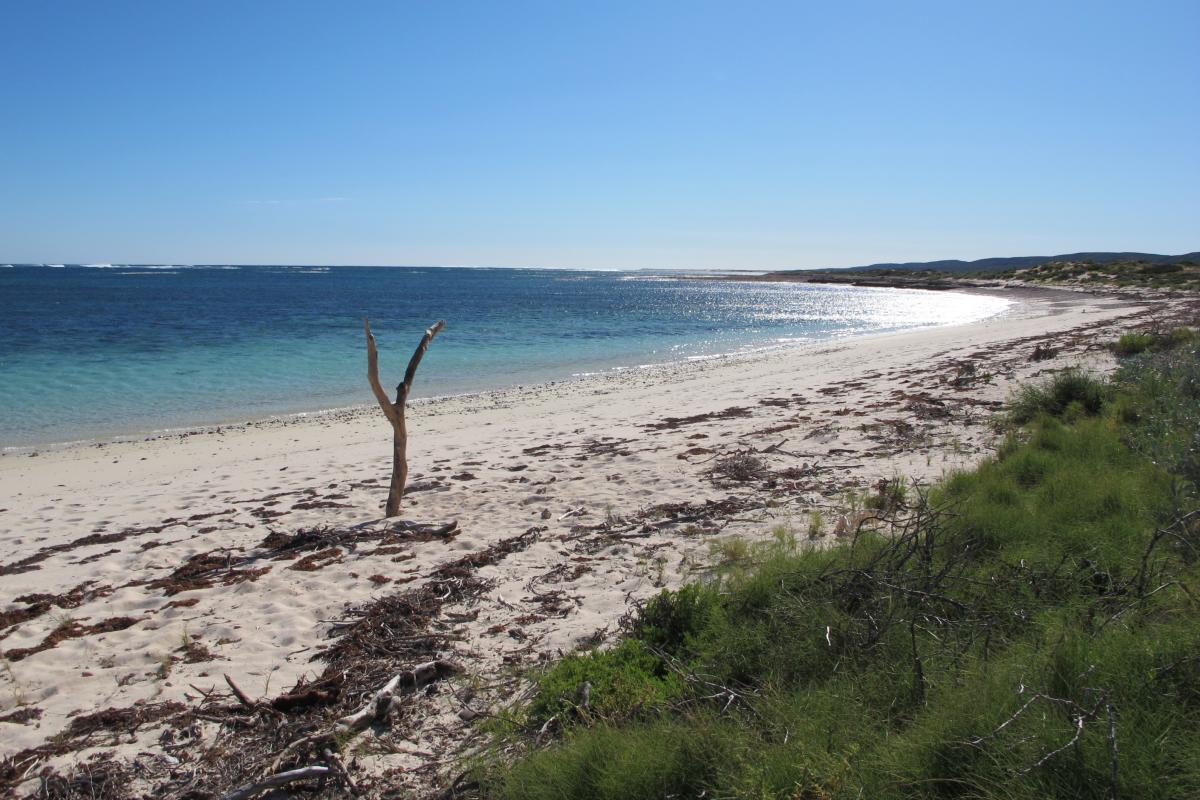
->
[834,251,1200,274]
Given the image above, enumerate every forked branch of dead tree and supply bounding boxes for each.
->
[364,318,446,517]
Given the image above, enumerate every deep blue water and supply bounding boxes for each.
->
[0,265,1009,447]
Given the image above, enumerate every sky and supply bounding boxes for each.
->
[1,1,1197,269]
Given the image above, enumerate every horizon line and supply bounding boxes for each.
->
[3,248,1198,273]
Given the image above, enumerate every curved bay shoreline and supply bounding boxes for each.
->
[4,282,1018,457]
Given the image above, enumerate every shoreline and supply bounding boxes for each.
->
[1,284,1022,456]
[0,285,1185,796]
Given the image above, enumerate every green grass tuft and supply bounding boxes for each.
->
[1112,327,1195,356]
[1113,331,1157,355]
[524,639,685,727]
[1008,367,1108,424]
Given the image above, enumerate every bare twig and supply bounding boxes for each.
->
[1017,714,1087,775]
[1106,698,1119,800]
[223,674,255,709]
[221,766,331,800]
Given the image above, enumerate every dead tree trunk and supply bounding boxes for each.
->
[364,318,445,517]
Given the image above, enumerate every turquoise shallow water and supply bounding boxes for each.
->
[0,266,1010,448]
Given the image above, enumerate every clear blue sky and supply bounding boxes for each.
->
[2,1,1196,269]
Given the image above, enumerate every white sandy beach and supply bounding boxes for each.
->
[0,286,1181,795]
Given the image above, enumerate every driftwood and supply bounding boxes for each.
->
[390,519,460,538]
[365,318,446,517]
[223,673,255,708]
[221,765,331,800]
[335,659,457,736]
[222,673,286,721]
[270,659,459,771]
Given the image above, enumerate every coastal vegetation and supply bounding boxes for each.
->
[999,259,1200,291]
[756,256,1200,293]
[472,340,1200,799]
[1111,327,1195,356]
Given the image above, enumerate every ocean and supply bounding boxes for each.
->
[0,265,1010,448]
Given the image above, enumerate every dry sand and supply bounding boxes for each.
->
[0,285,1184,796]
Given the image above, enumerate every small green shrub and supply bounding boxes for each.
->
[1168,326,1197,347]
[525,640,684,727]
[1008,368,1108,424]
[864,477,907,513]
[806,509,824,539]
[1112,327,1195,357]
[633,584,721,655]
[1140,262,1183,274]
[1114,331,1156,356]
